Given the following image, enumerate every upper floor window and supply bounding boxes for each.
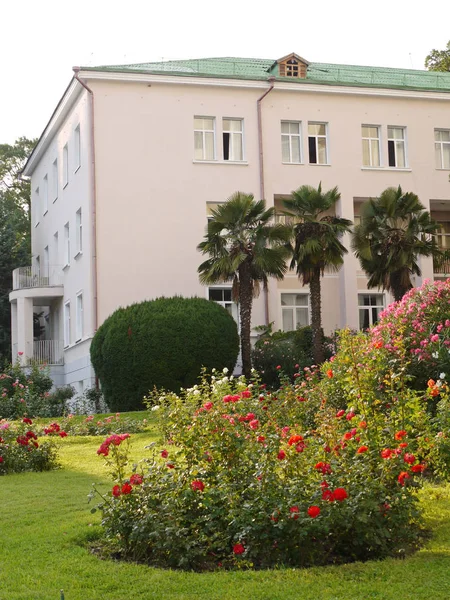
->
[42,174,48,215]
[277,53,309,79]
[281,293,309,331]
[223,118,243,161]
[361,125,381,167]
[387,126,406,168]
[76,208,83,255]
[209,287,239,323]
[281,121,302,163]
[435,129,450,170]
[64,222,70,267]
[74,124,81,171]
[308,122,328,165]
[52,159,58,202]
[64,301,71,347]
[194,117,216,161]
[34,187,40,227]
[63,144,69,187]
[358,293,384,330]
[76,292,83,341]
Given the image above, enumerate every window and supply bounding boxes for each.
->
[74,124,81,171]
[387,127,406,168]
[281,121,302,163]
[63,144,69,187]
[35,255,40,276]
[281,293,309,331]
[64,301,71,347]
[64,223,70,267]
[194,117,216,160]
[222,118,243,161]
[209,288,239,322]
[435,129,450,170]
[436,222,450,250]
[43,246,49,278]
[52,159,58,201]
[42,175,48,214]
[361,125,381,167]
[76,293,83,341]
[76,209,83,254]
[53,231,59,265]
[308,122,328,164]
[358,294,384,330]
[34,187,40,227]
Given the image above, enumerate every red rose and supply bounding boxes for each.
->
[332,488,348,502]
[346,412,355,421]
[59,431,68,438]
[411,464,426,473]
[112,485,121,497]
[257,435,265,443]
[314,462,332,474]
[130,474,143,485]
[381,448,392,459]
[336,410,345,418]
[395,430,407,441]
[343,432,353,440]
[161,449,168,458]
[398,471,410,486]
[288,435,303,446]
[326,369,333,379]
[358,421,367,429]
[399,442,408,448]
[240,390,251,398]
[307,505,320,518]
[233,543,245,555]
[121,483,132,495]
[167,463,175,469]
[290,505,300,519]
[276,365,281,370]
[22,418,33,425]
[249,419,259,430]
[357,446,368,454]
[191,479,205,492]
[403,453,415,464]
[322,489,334,501]
[203,402,213,410]
[277,450,286,460]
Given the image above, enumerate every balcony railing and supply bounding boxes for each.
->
[13,340,64,366]
[434,234,450,275]
[12,265,63,290]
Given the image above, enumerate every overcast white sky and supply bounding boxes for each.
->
[1,0,449,145]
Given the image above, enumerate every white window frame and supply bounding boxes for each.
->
[42,174,48,215]
[52,158,58,202]
[435,129,450,170]
[222,118,244,162]
[208,286,239,324]
[63,144,69,187]
[308,122,329,165]
[387,126,407,168]
[281,121,302,164]
[281,292,310,331]
[358,293,385,330]
[64,301,71,347]
[194,116,216,161]
[34,187,40,227]
[74,124,81,172]
[43,246,49,278]
[75,208,82,256]
[76,292,83,342]
[53,231,59,266]
[361,125,381,167]
[64,222,70,267]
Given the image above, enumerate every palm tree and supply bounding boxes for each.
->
[352,186,440,302]
[198,192,291,379]
[283,184,352,364]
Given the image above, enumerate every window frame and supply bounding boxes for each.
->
[74,124,81,172]
[75,208,83,256]
[52,158,58,202]
[387,126,407,168]
[75,292,83,342]
[63,222,70,268]
[64,301,71,347]
[435,129,450,170]
[34,186,40,227]
[63,144,69,187]
[361,125,381,167]
[194,116,216,161]
[358,293,385,330]
[42,174,48,215]
[222,118,244,162]
[307,122,329,165]
[280,292,310,331]
[208,286,239,324]
[281,120,302,164]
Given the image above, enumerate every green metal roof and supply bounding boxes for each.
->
[84,56,450,93]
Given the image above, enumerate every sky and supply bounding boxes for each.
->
[1,0,449,145]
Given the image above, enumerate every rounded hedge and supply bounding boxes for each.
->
[90,296,239,411]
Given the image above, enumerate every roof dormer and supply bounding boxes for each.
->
[274,53,309,78]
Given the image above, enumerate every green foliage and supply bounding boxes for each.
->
[0,417,59,475]
[352,187,440,301]
[252,326,333,388]
[0,363,54,419]
[90,296,239,412]
[42,413,148,437]
[92,368,430,570]
[425,40,450,72]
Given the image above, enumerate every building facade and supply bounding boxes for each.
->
[10,53,450,389]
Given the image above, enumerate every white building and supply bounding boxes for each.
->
[10,53,450,389]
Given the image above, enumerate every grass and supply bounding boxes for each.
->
[1,421,450,599]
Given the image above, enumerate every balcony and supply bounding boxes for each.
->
[434,234,450,276]
[12,265,63,291]
[12,340,64,366]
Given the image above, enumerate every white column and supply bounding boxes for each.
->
[337,194,359,330]
[16,297,34,366]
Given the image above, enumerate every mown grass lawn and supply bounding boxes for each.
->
[1,419,450,600]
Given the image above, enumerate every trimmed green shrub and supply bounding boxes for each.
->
[90,296,239,411]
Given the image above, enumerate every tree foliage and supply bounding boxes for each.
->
[0,137,35,363]
[352,186,440,302]
[283,184,352,364]
[425,40,450,72]
[198,192,291,379]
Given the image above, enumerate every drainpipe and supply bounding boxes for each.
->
[257,76,276,325]
[72,67,99,386]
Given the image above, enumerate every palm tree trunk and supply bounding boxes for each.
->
[391,270,412,302]
[239,261,253,380]
[310,270,324,365]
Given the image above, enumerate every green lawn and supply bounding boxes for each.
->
[1,427,450,599]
